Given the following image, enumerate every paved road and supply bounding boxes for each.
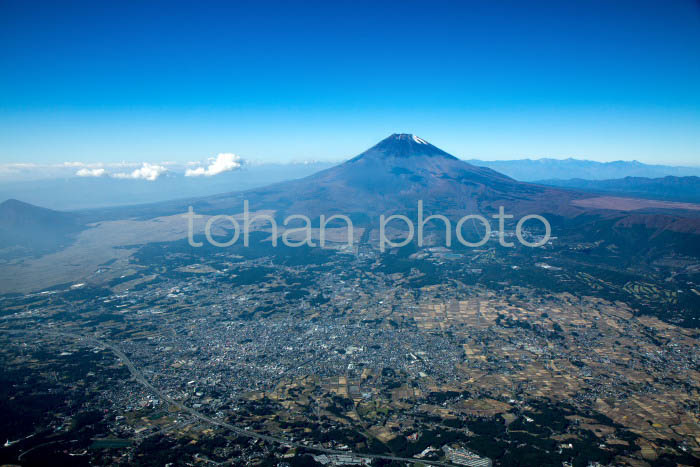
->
[4,329,454,466]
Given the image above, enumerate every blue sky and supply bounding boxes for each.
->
[1,0,699,166]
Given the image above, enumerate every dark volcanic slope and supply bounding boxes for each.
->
[202,134,582,221]
[0,199,84,256]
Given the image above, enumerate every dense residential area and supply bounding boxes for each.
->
[1,228,698,466]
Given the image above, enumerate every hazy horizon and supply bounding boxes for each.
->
[2,133,699,212]
[2,146,700,184]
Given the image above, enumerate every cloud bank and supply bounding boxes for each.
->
[186,153,243,177]
[76,167,106,177]
[112,163,168,181]
[0,155,247,181]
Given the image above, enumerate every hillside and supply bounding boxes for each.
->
[537,176,700,203]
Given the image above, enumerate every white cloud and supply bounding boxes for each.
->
[185,153,243,177]
[76,168,106,177]
[112,163,167,181]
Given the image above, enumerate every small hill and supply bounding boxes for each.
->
[0,199,84,257]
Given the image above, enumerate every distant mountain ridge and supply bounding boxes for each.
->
[466,158,700,182]
[538,176,700,204]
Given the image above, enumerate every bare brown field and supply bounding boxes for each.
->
[572,196,700,211]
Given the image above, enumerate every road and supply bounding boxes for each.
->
[4,328,454,466]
